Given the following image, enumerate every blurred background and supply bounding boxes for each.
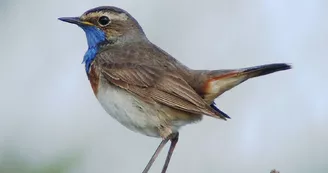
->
[0,0,327,172]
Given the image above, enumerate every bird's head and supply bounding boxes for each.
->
[59,6,146,48]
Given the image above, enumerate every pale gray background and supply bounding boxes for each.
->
[0,0,327,173]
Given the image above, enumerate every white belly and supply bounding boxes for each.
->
[96,83,162,137]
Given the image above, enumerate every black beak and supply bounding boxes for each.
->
[58,17,93,26]
[58,17,81,24]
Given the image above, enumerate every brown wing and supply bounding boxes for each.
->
[101,63,227,120]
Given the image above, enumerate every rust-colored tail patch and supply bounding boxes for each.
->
[202,63,291,102]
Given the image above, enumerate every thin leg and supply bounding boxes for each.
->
[161,132,179,173]
[142,135,170,173]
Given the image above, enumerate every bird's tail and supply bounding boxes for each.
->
[240,63,291,78]
[201,63,292,103]
[199,63,291,120]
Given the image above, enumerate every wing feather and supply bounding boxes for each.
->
[101,63,227,120]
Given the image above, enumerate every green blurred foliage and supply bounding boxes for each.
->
[0,148,81,173]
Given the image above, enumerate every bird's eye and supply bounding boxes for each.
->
[98,16,110,26]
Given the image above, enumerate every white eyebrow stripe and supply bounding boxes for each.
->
[82,11,128,21]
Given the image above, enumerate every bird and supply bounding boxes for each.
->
[59,6,291,173]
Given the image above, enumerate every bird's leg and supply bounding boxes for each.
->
[161,132,179,173]
[142,133,178,173]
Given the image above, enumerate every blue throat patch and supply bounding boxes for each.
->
[80,26,106,73]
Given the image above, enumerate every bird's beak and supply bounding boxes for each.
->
[58,17,93,26]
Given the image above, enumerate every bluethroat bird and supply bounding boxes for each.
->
[59,6,291,173]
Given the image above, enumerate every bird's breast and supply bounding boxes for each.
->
[87,63,100,95]
[96,80,163,137]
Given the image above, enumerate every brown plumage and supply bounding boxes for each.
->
[59,6,291,173]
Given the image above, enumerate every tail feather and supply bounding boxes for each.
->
[242,63,292,78]
[204,63,291,119]
[202,63,292,103]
